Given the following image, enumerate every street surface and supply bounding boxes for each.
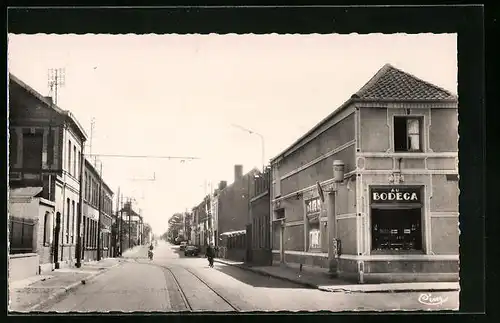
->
[38,241,459,312]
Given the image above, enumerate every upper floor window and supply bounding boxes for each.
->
[73,146,77,176]
[394,116,423,152]
[68,140,72,175]
[9,129,18,167]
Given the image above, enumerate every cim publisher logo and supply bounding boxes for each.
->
[418,293,449,306]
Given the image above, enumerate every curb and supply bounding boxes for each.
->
[214,260,460,294]
[25,262,122,312]
[213,259,319,289]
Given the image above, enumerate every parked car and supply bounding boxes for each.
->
[179,241,188,251]
[184,245,200,257]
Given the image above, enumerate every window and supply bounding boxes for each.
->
[394,116,423,152]
[84,173,88,200]
[371,208,422,252]
[73,146,77,177]
[43,211,53,245]
[71,200,76,244]
[23,131,44,170]
[309,229,320,249]
[9,217,35,254]
[9,128,18,167]
[68,140,72,175]
[47,129,55,167]
[66,198,71,243]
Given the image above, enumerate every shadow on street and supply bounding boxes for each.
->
[213,263,309,289]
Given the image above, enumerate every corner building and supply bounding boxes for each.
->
[270,64,459,283]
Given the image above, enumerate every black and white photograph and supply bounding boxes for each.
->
[7,31,460,312]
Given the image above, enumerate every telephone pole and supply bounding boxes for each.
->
[128,198,132,250]
[115,187,120,256]
[75,143,85,268]
[119,193,124,255]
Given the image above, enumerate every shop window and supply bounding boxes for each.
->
[394,116,423,152]
[371,208,423,252]
[309,228,321,250]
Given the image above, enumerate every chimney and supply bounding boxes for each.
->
[44,96,53,104]
[234,165,243,182]
[218,181,227,191]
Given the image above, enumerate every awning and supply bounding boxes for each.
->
[220,230,246,237]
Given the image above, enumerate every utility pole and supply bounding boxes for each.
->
[119,193,123,255]
[115,187,120,257]
[75,142,85,268]
[97,162,103,261]
[127,197,132,249]
[89,118,95,157]
[90,118,97,167]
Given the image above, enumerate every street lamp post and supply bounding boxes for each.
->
[231,124,265,171]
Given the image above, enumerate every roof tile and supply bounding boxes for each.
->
[354,64,457,101]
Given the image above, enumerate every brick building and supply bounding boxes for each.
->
[269,64,458,283]
[9,74,87,270]
[217,165,259,262]
[249,166,272,266]
[82,159,114,261]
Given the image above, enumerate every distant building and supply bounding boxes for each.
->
[269,64,458,283]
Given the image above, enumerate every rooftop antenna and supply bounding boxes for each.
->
[47,68,65,105]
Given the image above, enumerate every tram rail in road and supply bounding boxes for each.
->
[133,259,240,312]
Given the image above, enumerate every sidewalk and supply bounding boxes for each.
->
[214,258,460,293]
[8,257,124,312]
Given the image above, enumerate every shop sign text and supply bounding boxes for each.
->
[306,197,321,215]
[371,187,421,204]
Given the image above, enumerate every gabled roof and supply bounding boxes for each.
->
[9,73,88,141]
[270,63,457,163]
[84,158,114,195]
[352,64,457,101]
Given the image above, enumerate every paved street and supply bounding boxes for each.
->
[34,241,459,312]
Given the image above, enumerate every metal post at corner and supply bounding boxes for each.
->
[75,143,85,268]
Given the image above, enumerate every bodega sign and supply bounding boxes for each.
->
[371,187,421,204]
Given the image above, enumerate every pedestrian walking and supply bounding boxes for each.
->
[206,244,215,268]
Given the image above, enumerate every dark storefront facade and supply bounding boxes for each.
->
[270,64,459,283]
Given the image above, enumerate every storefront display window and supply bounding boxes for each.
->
[309,229,320,249]
[370,186,423,252]
[306,197,321,251]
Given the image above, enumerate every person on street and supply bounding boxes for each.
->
[206,244,215,268]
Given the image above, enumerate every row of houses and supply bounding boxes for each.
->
[7,74,147,281]
[185,64,459,284]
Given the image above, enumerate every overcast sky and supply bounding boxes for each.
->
[7,33,457,235]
